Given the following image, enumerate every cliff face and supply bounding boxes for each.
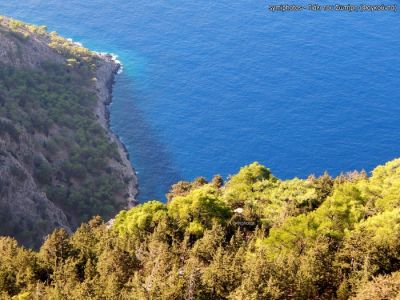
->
[95,57,138,208]
[0,17,137,247]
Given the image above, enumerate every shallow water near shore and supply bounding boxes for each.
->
[1,1,399,202]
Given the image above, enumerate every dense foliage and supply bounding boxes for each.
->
[0,62,125,220]
[1,160,400,299]
[0,17,128,247]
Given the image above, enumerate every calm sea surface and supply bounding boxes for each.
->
[1,1,399,201]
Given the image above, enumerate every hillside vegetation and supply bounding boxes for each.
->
[0,16,136,248]
[1,159,400,299]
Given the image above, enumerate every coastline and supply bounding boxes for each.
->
[95,54,139,208]
[0,15,139,246]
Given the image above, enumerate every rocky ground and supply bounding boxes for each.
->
[0,16,138,247]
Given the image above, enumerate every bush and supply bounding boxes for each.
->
[9,165,27,181]
[33,159,53,185]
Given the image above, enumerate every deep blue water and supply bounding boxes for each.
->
[1,1,399,202]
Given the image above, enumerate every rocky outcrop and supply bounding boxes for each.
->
[0,16,138,247]
[95,55,138,207]
[0,25,64,68]
[0,124,71,246]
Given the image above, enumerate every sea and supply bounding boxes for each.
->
[1,1,399,202]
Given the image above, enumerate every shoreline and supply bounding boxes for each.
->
[95,53,139,208]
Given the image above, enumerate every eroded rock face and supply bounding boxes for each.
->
[0,142,71,246]
[95,58,138,208]
[0,116,71,247]
[0,25,64,68]
[0,17,138,248]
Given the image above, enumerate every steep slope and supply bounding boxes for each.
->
[0,16,137,248]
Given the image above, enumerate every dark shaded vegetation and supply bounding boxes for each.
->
[0,62,124,221]
[0,38,126,246]
[1,160,400,299]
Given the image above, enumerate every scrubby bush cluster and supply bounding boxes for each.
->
[0,62,124,224]
[0,16,97,66]
[0,18,126,247]
[1,160,400,299]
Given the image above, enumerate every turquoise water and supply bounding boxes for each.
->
[1,1,399,201]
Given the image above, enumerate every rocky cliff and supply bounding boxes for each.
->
[0,16,137,247]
